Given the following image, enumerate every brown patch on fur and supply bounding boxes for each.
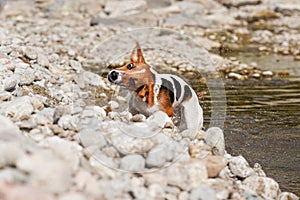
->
[157,87,174,117]
[136,83,155,106]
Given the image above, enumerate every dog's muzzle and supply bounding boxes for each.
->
[107,70,120,83]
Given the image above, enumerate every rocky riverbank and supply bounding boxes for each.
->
[0,0,299,199]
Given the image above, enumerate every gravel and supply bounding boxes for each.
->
[0,0,298,199]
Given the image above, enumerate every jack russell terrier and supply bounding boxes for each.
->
[107,43,203,131]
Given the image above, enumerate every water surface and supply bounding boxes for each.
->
[196,53,300,195]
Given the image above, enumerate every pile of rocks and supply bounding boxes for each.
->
[0,0,299,199]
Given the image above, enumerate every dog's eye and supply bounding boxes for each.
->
[127,63,134,70]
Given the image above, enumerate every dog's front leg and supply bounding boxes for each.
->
[180,97,203,131]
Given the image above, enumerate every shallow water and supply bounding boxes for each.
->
[197,53,300,195]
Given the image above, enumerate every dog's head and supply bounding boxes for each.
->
[107,43,154,91]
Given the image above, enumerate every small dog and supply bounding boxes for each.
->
[107,43,203,131]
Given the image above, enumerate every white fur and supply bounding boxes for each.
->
[129,68,203,131]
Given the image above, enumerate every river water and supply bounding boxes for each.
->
[196,53,300,195]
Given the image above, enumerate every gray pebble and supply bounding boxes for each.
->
[229,155,256,178]
[77,129,107,148]
[35,108,55,125]
[14,64,35,85]
[146,144,171,168]
[25,46,38,60]
[58,114,79,130]
[204,127,225,156]
[120,154,145,172]
[132,114,146,122]
[3,76,17,91]
[278,192,299,200]
[0,91,12,101]
[190,185,217,200]
[37,53,49,67]
[243,176,280,199]
[0,96,34,120]
[69,60,82,73]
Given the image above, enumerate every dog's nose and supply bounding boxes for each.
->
[108,70,118,82]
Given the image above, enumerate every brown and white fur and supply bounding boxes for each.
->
[107,43,203,131]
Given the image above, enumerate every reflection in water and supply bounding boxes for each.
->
[194,75,300,195]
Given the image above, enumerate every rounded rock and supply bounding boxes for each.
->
[120,154,145,172]
[190,185,217,200]
[243,176,280,199]
[204,127,225,156]
[229,155,256,178]
[146,144,171,168]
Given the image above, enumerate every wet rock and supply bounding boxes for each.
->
[262,70,273,77]
[120,154,145,171]
[218,0,261,8]
[252,72,261,78]
[146,144,172,168]
[201,155,228,178]
[228,72,244,80]
[204,127,225,156]
[103,0,147,17]
[190,184,217,200]
[278,192,299,200]
[229,155,255,178]
[0,96,34,121]
[248,10,280,23]
[274,3,300,15]
[243,176,280,199]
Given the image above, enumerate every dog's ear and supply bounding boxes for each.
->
[130,42,145,63]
